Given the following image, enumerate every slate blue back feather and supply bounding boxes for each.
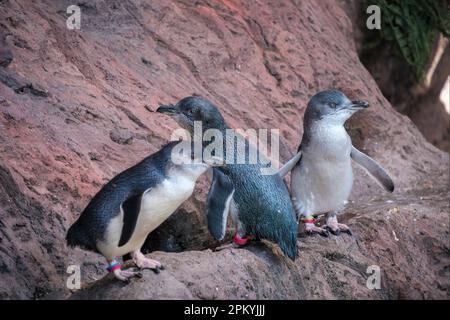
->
[222,160,298,260]
[221,129,298,260]
[168,97,298,260]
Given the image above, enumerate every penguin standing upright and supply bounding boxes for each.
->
[279,90,394,235]
[157,96,298,260]
[67,141,222,281]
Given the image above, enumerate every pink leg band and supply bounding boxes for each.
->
[107,262,122,272]
[233,233,248,246]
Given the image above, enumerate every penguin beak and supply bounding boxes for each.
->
[349,100,369,109]
[156,104,177,116]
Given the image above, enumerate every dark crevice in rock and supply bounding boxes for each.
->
[0,69,49,97]
[339,1,450,152]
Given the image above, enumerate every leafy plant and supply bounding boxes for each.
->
[365,0,450,79]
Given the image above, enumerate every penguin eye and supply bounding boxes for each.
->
[329,102,336,109]
[185,108,195,116]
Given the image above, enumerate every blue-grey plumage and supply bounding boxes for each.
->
[67,141,218,280]
[279,90,394,236]
[157,97,298,260]
[206,168,235,241]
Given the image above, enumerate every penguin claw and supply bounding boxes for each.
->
[317,229,329,237]
[306,229,329,237]
[135,271,144,278]
[113,268,142,282]
[151,268,160,274]
[337,223,352,236]
[325,225,352,236]
[342,228,352,236]
[305,224,329,237]
[325,226,340,236]
[131,252,163,271]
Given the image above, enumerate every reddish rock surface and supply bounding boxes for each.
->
[0,0,448,299]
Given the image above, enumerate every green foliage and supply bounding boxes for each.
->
[365,0,450,79]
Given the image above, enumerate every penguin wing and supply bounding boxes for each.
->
[350,146,395,192]
[206,168,235,240]
[118,191,146,247]
[278,150,302,178]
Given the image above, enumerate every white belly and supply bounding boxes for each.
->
[291,154,353,216]
[291,123,355,216]
[98,175,197,260]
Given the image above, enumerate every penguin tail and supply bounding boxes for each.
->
[66,222,95,252]
[278,230,298,261]
[255,218,299,260]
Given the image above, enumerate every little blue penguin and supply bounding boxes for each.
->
[157,96,298,260]
[279,89,394,235]
[67,141,222,281]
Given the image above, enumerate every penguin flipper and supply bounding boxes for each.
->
[278,150,302,178]
[118,192,145,247]
[206,168,235,241]
[350,146,394,192]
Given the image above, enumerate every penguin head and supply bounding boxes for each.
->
[157,96,227,134]
[304,90,369,126]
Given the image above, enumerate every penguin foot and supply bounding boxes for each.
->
[131,250,163,272]
[325,223,352,236]
[304,223,329,237]
[113,268,142,282]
